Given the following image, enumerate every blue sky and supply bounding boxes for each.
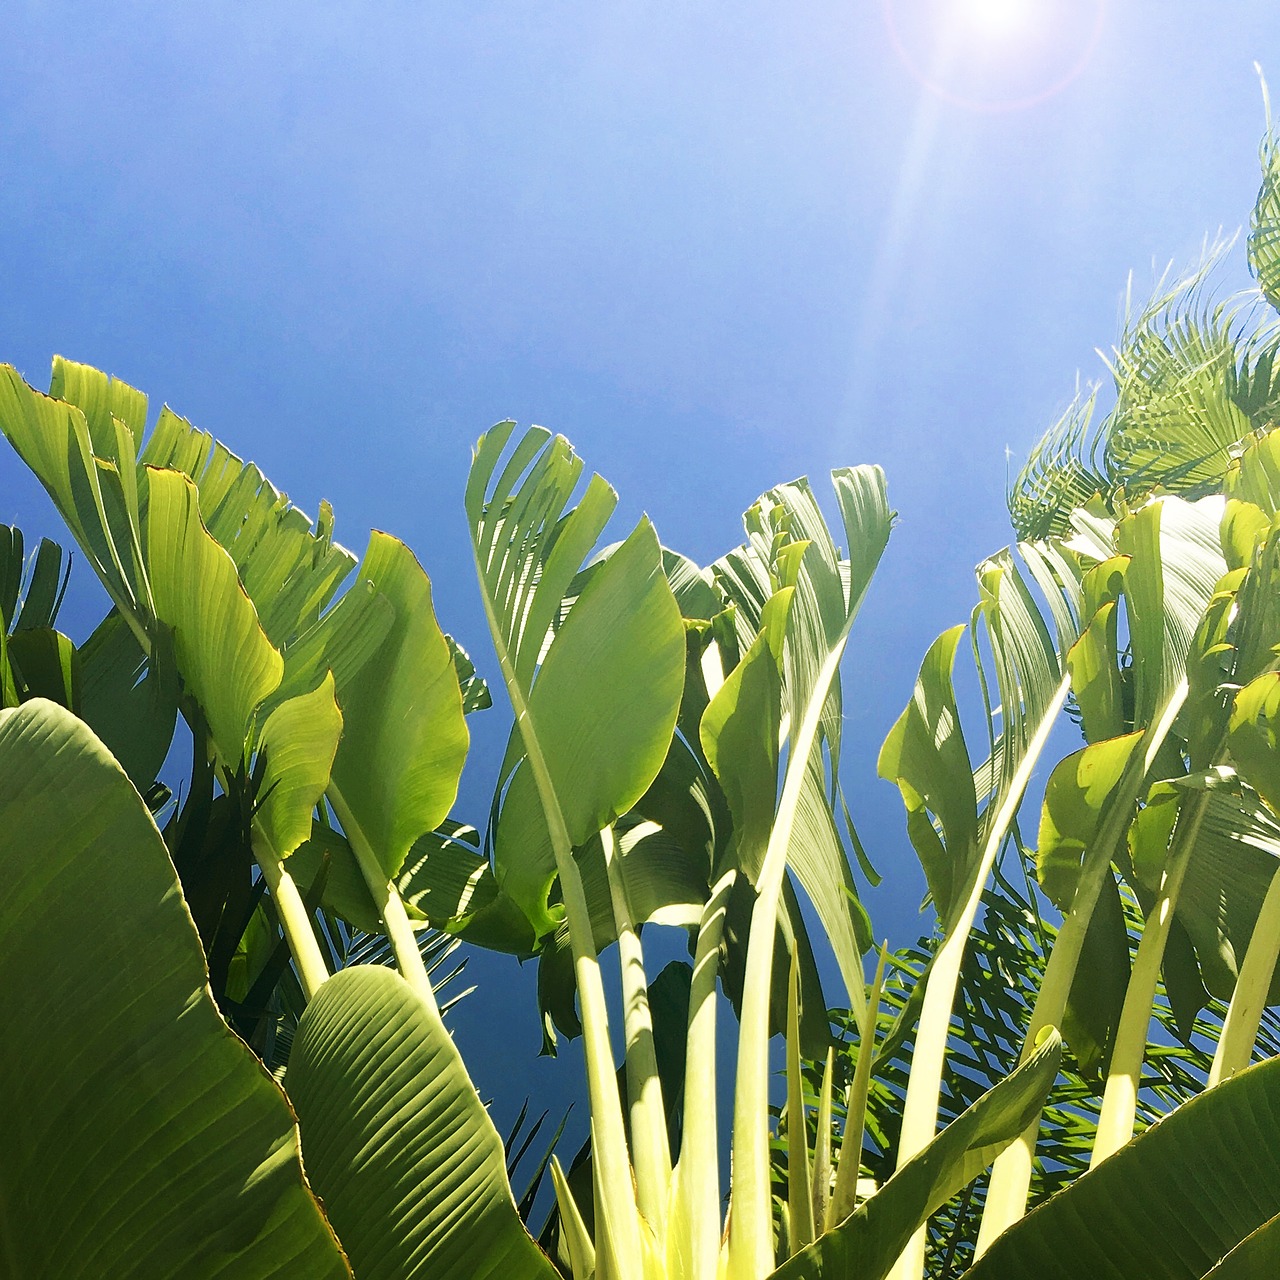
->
[4,0,1279,1149]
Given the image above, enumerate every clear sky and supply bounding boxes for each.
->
[4,0,1279,1154]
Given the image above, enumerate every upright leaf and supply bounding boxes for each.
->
[327,533,468,880]
[145,465,283,765]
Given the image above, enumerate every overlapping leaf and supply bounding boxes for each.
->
[287,966,556,1280]
[0,699,348,1278]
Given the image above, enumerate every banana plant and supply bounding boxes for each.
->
[0,359,497,1026]
[442,422,1063,1280]
[875,537,1079,1280]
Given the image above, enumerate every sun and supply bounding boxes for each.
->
[955,0,1038,41]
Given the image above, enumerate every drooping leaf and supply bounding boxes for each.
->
[700,585,792,878]
[0,699,348,1278]
[768,1030,1062,1280]
[965,1053,1280,1280]
[0,364,145,621]
[1036,733,1145,909]
[1230,673,1280,815]
[287,965,557,1280]
[6,625,78,710]
[77,610,179,788]
[399,819,537,954]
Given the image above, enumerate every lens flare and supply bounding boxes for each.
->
[959,0,1037,40]
[881,0,1106,113]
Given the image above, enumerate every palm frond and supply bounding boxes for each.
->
[1008,386,1107,541]
[807,866,1280,1278]
[1250,72,1280,312]
[1102,241,1256,499]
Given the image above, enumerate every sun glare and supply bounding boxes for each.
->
[882,0,1104,112]
[957,0,1037,41]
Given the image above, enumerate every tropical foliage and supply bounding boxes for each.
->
[2,109,1280,1280]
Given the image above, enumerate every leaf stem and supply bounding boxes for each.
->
[976,678,1188,1252]
[602,824,671,1240]
[1090,785,1211,1167]
[785,956,816,1255]
[1211,861,1280,1084]
[829,943,887,1229]
[728,635,850,1279]
[888,673,1070,1280]
[329,788,437,1004]
[251,826,331,1001]
[673,868,735,1280]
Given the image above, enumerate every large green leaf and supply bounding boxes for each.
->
[0,698,347,1278]
[325,529,471,880]
[286,965,557,1280]
[966,1053,1280,1279]
[326,532,468,879]
[878,625,978,931]
[714,467,892,996]
[1036,733,1144,909]
[489,515,686,928]
[527,516,685,842]
[1116,494,1227,730]
[138,401,356,651]
[768,1031,1062,1280]
[145,465,283,765]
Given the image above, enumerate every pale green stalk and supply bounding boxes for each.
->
[328,789,436,1004]
[216,731,329,1002]
[1211,863,1280,1084]
[812,1048,835,1232]
[671,869,735,1280]
[252,826,331,1000]
[476,568,642,1274]
[889,673,1071,1280]
[550,1156,597,1280]
[1090,787,1212,1167]
[785,957,816,1254]
[602,824,671,1240]
[976,679,1189,1253]
[828,943,888,1229]
[727,638,849,1279]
